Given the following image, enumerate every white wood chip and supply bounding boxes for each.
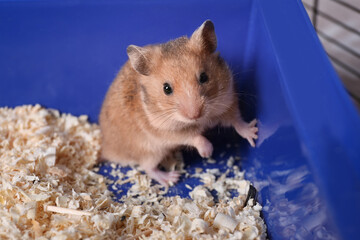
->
[214,213,238,232]
[45,206,92,216]
[45,147,56,167]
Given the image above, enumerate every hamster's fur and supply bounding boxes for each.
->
[99,20,258,186]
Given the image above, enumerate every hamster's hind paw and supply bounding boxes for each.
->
[146,168,180,187]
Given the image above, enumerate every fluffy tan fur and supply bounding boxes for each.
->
[99,20,258,186]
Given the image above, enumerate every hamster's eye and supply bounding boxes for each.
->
[199,72,209,84]
[163,82,173,95]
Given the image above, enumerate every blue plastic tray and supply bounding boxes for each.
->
[1,0,359,239]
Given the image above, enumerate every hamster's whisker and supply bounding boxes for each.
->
[235,91,257,98]
[209,102,230,108]
[146,111,171,124]
[229,91,257,107]
[208,103,232,112]
[156,111,176,129]
[207,96,230,106]
[150,109,177,123]
[207,91,229,101]
[236,97,256,107]
[148,108,177,127]
[148,106,177,115]
[203,117,214,127]
[232,69,255,76]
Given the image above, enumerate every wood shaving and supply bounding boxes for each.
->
[45,205,92,216]
[214,213,238,232]
[0,105,267,239]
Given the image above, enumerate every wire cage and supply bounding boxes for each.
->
[303,0,360,106]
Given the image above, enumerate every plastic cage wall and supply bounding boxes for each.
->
[0,0,360,239]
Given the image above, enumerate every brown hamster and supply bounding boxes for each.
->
[99,20,258,186]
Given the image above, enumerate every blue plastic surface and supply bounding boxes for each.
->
[1,1,360,239]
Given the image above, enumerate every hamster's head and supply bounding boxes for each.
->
[127,20,234,130]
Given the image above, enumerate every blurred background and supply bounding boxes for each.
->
[302,0,360,110]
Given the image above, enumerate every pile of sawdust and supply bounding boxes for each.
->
[0,105,266,239]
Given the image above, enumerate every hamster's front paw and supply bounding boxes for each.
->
[193,135,213,158]
[235,119,258,147]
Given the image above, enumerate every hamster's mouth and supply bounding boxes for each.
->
[175,113,205,125]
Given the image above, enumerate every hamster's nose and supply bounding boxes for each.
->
[183,106,203,120]
[187,111,201,120]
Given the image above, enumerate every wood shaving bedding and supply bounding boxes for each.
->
[0,105,266,239]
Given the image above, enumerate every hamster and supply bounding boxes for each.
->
[99,20,258,186]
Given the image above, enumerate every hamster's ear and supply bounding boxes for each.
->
[190,20,217,54]
[127,45,151,76]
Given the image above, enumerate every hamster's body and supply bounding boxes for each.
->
[99,21,258,186]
